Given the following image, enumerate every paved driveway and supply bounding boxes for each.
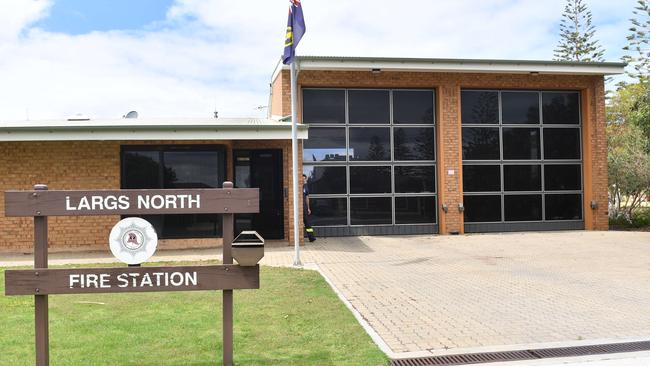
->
[263,231,650,357]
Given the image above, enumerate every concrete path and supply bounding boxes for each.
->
[3,231,650,363]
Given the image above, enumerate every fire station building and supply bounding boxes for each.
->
[0,56,624,252]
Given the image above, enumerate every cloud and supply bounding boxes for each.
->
[0,0,636,121]
[0,29,270,120]
[0,0,287,120]
[0,0,51,40]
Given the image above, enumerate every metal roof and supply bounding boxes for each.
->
[0,118,309,142]
[271,55,626,82]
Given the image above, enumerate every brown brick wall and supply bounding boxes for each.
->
[270,70,291,118]
[0,141,121,252]
[0,139,297,253]
[276,69,609,233]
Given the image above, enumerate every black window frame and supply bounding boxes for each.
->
[302,126,347,162]
[302,89,346,124]
[302,88,438,228]
[120,144,227,239]
[461,89,583,224]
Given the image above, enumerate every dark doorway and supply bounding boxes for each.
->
[234,149,284,239]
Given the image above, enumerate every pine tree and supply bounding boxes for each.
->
[554,0,605,62]
[623,0,650,80]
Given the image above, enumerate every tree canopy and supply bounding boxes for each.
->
[623,0,650,80]
[554,0,605,62]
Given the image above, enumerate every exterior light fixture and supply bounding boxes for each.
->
[232,231,265,266]
[371,68,381,74]
[458,203,465,212]
[590,200,598,210]
[442,204,448,213]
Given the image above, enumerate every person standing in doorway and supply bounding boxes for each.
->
[303,174,316,242]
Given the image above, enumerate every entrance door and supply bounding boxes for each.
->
[234,149,284,239]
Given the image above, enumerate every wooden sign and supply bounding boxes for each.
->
[5,183,260,366]
[4,188,259,217]
[5,265,259,296]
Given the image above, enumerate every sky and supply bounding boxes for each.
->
[0,0,637,121]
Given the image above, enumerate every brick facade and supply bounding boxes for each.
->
[273,69,609,234]
[0,69,609,252]
[0,139,298,252]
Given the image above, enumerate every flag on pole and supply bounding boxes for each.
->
[282,0,306,65]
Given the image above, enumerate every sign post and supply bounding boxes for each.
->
[34,184,49,366]
[222,181,234,366]
[4,183,260,366]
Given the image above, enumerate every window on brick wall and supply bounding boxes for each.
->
[461,90,583,228]
[121,145,226,239]
[302,88,437,232]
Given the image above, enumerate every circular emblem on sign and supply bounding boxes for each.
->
[109,217,158,265]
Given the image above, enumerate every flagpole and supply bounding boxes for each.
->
[290,60,302,267]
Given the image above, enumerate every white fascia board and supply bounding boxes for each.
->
[0,118,286,129]
[271,58,284,84]
[282,60,625,76]
[0,127,309,142]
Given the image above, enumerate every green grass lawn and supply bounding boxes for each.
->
[0,263,389,366]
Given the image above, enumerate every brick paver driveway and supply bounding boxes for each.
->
[263,231,650,356]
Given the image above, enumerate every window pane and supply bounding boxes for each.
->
[350,166,391,193]
[123,151,161,189]
[303,127,346,162]
[504,165,541,191]
[163,151,221,188]
[503,128,540,160]
[545,194,582,220]
[543,128,581,159]
[463,165,500,192]
[394,127,435,160]
[501,91,540,124]
[393,90,434,124]
[542,92,580,124]
[304,166,346,194]
[349,90,390,124]
[235,213,254,233]
[349,127,391,161]
[461,91,499,124]
[311,198,347,226]
[545,164,581,190]
[463,195,502,222]
[162,150,223,238]
[162,214,220,238]
[504,194,542,221]
[350,197,392,225]
[234,152,251,188]
[395,166,435,193]
[462,127,500,160]
[302,89,345,124]
[122,146,225,240]
[395,196,436,224]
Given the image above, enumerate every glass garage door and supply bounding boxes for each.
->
[302,88,438,236]
[461,90,584,232]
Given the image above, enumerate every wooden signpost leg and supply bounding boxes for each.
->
[222,182,234,366]
[34,184,49,366]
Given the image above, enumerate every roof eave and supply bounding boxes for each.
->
[276,56,626,76]
[0,124,309,142]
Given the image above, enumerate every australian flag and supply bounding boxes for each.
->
[282,0,306,65]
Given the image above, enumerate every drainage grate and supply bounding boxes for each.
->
[391,340,650,366]
[530,340,650,359]
[391,351,538,366]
